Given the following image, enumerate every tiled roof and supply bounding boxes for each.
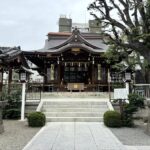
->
[0,47,22,60]
[25,29,108,54]
[48,32,71,36]
[0,46,29,68]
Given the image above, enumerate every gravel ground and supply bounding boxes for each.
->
[0,120,41,150]
[110,120,150,146]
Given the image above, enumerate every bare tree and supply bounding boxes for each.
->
[88,0,150,64]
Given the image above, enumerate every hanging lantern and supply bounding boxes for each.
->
[92,57,95,64]
[79,62,80,67]
[19,71,27,82]
[57,57,60,64]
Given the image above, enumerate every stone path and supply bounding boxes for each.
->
[23,122,127,150]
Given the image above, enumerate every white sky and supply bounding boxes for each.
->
[0,0,94,50]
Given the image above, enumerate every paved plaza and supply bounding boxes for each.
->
[23,97,150,150]
[23,122,127,150]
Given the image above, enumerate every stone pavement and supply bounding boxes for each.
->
[23,122,127,150]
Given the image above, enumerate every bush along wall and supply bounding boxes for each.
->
[2,90,21,119]
[104,93,145,128]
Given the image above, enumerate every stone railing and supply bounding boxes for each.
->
[41,92,110,99]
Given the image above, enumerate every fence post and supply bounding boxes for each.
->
[21,83,26,121]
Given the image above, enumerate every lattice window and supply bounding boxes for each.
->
[111,73,123,83]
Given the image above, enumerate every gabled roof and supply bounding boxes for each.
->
[50,28,100,50]
[29,28,108,54]
[0,46,29,68]
[0,46,21,60]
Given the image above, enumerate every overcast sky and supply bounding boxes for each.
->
[0,0,93,50]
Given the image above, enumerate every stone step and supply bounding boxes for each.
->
[25,110,36,114]
[25,106,37,110]
[44,112,104,117]
[46,117,103,122]
[42,104,108,109]
[42,107,108,112]
[43,101,107,105]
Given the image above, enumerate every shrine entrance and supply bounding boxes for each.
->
[63,63,89,84]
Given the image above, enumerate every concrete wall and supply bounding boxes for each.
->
[89,19,101,33]
[59,17,72,32]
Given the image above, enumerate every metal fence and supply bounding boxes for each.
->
[1,83,22,101]
[25,83,42,102]
[133,84,150,99]
[1,83,42,102]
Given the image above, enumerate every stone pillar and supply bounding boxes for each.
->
[145,100,150,135]
[0,102,4,134]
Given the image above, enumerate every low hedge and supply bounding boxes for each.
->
[3,108,20,119]
[28,112,46,127]
[104,111,122,127]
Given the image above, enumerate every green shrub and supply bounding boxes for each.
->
[28,112,46,127]
[122,93,145,127]
[104,111,122,127]
[128,93,145,109]
[3,108,20,119]
[2,90,21,119]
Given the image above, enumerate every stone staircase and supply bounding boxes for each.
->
[41,101,109,122]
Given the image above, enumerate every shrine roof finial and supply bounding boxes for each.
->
[73,27,80,34]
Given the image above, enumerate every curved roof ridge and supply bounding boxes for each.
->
[47,43,103,54]
[49,28,101,50]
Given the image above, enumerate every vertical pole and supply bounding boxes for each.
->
[108,68,111,101]
[21,82,26,121]
[125,82,129,96]
[108,82,111,101]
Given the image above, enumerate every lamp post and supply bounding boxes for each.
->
[19,71,27,121]
[108,68,111,101]
[124,68,132,96]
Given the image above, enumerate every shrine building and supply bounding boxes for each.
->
[24,17,109,92]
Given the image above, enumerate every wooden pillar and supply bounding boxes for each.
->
[58,63,61,84]
[91,64,95,84]
[44,61,47,84]
[0,68,3,94]
[8,67,12,94]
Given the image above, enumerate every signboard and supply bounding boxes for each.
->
[114,88,128,99]
[72,48,80,52]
